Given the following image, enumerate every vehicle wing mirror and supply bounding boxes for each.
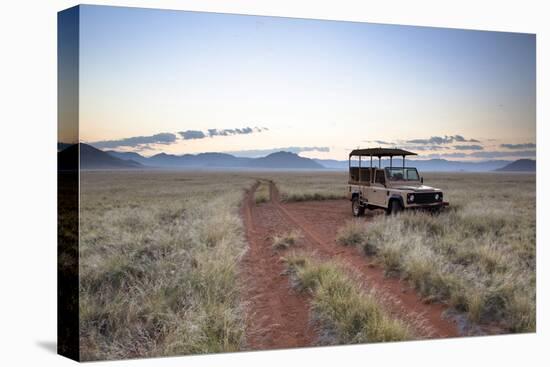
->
[421,177,424,184]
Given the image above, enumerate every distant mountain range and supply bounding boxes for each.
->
[58,143,143,170]
[58,144,78,171]
[107,148,323,169]
[57,143,535,172]
[57,142,73,152]
[495,159,536,172]
[314,158,532,172]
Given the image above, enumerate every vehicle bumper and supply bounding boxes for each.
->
[406,201,449,209]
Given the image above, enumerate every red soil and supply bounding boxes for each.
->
[239,181,460,350]
[239,182,316,350]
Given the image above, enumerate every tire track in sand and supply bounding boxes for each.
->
[268,181,460,339]
[239,182,316,350]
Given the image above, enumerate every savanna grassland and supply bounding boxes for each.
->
[78,169,535,360]
[262,171,347,202]
[337,173,536,333]
[263,171,535,334]
[285,254,413,343]
[79,171,254,360]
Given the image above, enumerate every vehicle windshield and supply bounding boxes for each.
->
[385,167,420,181]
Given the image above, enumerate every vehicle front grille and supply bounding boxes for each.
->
[412,192,441,204]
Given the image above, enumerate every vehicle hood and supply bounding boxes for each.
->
[392,184,441,192]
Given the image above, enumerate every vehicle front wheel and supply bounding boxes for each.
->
[352,197,365,217]
[387,199,403,216]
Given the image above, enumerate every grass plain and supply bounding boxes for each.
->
[337,173,536,333]
[78,170,535,359]
[79,171,254,360]
[285,253,413,344]
[263,171,347,202]
[254,180,271,204]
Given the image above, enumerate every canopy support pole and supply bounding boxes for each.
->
[370,155,373,183]
[358,156,361,182]
[348,155,351,181]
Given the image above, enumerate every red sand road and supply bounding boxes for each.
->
[239,181,460,350]
[239,182,316,350]
[270,183,460,339]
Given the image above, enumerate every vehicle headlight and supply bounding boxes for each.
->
[435,194,439,200]
[409,194,415,202]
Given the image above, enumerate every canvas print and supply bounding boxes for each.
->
[57,5,536,362]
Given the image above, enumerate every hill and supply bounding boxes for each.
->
[58,144,78,171]
[104,150,150,165]
[248,151,323,169]
[60,144,143,170]
[495,159,536,172]
[102,146,531,172]
[58,142,73,152]
[314,158,512,172]
[105,149,322,169]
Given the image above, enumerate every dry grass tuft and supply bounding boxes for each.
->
[254,181,271,204]
[272,230,303,250]
[336,220,369,248]
[285,253,413,344]
[338,173,536,333]
[258,171,347,202]
[79,171,254,360]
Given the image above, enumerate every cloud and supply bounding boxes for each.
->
[469,150,536,159]
[406,135,479,145]
[363,140,392,145]
[179,130,206,140]
[208,128,231,136]
[451,135,481,143]
[91,126,269,150]
[425,152,468,159]
[454,145,484,151]
[500,143,536,150]
[209,127,253,136]
[238,127,254,134]
[226,146,330,158]
[427,150,535,160]
[182,126,268,139]
[363,135,480,150]
[90,133,177,149]
[404,145,449,151]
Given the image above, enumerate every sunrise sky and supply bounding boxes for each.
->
[68,5,536,161]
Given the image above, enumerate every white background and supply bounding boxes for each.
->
[0,0,547,365]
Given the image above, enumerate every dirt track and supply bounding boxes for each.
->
[239,181,460,350]
[239,182,316,350]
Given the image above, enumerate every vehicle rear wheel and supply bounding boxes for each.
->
[352,197,365,217]
[387,199,402,216]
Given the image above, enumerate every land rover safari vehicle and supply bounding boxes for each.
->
[348,148,449,216]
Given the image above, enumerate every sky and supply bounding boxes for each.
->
[68,5,536,161]
[58,6,79,144]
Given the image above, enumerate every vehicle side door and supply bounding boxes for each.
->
[369,169,388,208]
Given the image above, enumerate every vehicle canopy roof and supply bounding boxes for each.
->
[349,148,417,158]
